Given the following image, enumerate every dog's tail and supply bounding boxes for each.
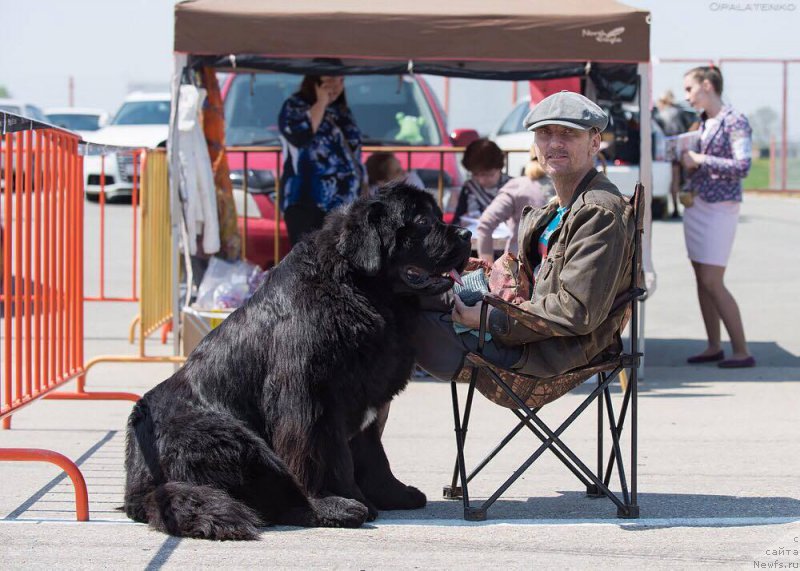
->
[141,482,262,541]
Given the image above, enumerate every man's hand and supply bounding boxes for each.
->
[452,296,484,330]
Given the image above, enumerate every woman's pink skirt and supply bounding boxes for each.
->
[683,196,741,267]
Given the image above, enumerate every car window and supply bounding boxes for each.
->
[47,113,102,131]
[224,73,441,147]
[497,101,530,135]
[224,74,297,146]
[0,104,23,114]
[346,75,441,145]
[26,105,48,122]
[111,101,170,125]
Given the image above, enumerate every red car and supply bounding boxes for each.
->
[221,73,473,269]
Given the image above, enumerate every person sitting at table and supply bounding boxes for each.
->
[364,152,424,195]
[475,151,554,264]
[452,138,511,225]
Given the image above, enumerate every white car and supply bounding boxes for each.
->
[45,107,108,139]
[83,92,170,201]
[491,98,672,217]
[0,99,50,191]
[0,98,48,122]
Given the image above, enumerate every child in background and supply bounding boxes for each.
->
[475,152,553,264]
[452,138,511,225]
[365,152,425,195]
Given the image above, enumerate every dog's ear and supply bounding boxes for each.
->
[337,201,387,276]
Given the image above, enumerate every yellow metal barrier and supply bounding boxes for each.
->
[137,150,175,343]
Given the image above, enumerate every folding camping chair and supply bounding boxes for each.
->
[444,183,646,521]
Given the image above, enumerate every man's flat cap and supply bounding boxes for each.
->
[523,91,609,132]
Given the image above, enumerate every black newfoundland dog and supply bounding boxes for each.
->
[124,184,471,540]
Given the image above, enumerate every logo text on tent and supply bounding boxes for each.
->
[581,27,625,44]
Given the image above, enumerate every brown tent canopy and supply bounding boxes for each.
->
[175,0,650,70]
[169,0,656,292]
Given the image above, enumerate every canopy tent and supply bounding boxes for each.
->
[174,0,649,69]
[168,0,655,360]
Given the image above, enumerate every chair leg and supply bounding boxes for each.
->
[594,369,640,519]
[446,380,465,502]
[449,368,483,518]
[628,361,640,518]
[465,417,527,486]
[588,373,605,498]
[444,370,478,500]
[603,386,631,509]
[480,367,630,515]
[512,409,592,490]
[603,378,632,487]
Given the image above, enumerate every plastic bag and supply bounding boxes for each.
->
[194,256,267,310]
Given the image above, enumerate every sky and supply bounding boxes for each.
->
[1,0,798,138]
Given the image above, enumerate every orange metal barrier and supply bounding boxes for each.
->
[0,121,137,521]
[82,148,142,302]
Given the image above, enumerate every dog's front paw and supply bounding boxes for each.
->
[397,485,427,510]
[310,496,369,528]
[370,483,427,511]
[364,499,379,522]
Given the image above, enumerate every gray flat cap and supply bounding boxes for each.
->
[523,91,608,132]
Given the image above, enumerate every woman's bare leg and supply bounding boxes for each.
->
[691,261,722,355]
[694,262,750,358]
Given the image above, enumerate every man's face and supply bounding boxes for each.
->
[532,125,600,178]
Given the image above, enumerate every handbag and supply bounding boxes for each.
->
[460,252,533,306]
[679,189,696,208]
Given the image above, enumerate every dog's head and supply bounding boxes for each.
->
[333,184,472,296]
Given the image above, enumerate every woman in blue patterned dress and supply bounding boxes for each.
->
[278,73,365,245]
[681,66,754,368]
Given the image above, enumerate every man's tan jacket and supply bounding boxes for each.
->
[487,170,636,378]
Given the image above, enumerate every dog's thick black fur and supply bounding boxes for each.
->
[124,185,471,540]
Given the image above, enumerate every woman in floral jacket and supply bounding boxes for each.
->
[681,66,754,368]
[278,71,364,245]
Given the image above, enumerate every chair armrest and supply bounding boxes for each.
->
[476,286,646,355]
[609,287,646,315]
[476,294,542,354]
[483,295,537,328]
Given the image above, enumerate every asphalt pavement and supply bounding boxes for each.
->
[1,195,799,569]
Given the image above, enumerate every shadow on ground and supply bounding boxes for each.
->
[377,491,800,527]
[642,338,800,369]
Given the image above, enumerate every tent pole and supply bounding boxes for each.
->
[168,54,187,361]
[636,62,652,380]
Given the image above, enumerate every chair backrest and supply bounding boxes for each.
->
[631,182,645,293]
[626,182,646,359]
[609,182,645,316]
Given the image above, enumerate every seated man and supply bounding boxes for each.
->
[414,91,636,381]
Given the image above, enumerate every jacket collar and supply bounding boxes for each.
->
[700,106,733,153]
[517,168,600,273]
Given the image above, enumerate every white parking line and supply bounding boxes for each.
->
[374,516,800,527]
[1,516,798,528]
